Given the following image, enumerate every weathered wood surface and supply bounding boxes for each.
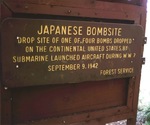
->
[2,0,146,29]
[3,0,145,21]
[0,0,147,125]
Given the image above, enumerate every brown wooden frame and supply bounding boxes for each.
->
[0,0,147,125]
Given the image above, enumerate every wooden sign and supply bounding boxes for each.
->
[1,18,143,87]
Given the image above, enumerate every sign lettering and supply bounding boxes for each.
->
[1,19,143,87]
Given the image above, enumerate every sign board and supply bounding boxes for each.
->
[1,18,143,87]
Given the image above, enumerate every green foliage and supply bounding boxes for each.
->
[145,121,150,125]
[145,106,150,125]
